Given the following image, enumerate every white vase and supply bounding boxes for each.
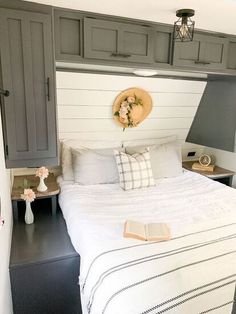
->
[37,177,47,192]
[25,201,34,224]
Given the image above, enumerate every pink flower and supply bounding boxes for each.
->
[127,96,135,104]
[119,106,128,118]
[121,101,129,108]
[119,116,128,124]
[21,189,36,202]
[36,166,49,179]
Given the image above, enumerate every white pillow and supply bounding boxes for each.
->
[61,139,122,181]
[114,148,155,191]
[71,147,121,185]
[125,141,183,179]
[122,135,177,148]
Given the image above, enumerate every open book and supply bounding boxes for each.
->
[124,220,171,241]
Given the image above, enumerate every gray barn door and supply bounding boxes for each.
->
[0,8,57,167]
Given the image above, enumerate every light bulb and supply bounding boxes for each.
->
[179,23,189,38]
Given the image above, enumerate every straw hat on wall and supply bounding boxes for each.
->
[113,87,152,128]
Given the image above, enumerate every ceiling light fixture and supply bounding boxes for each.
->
[133,69,158,77]
[173,9,195,42]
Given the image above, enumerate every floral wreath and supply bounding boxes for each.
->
[114,94,143,128]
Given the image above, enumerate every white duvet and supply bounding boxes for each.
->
[58,170,236,314]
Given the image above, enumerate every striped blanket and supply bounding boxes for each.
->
[58,171,236,314]
[81,221,236,314]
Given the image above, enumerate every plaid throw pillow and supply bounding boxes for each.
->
[114,148,155,190]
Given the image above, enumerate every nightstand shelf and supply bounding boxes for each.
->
[182,161,235,187]
[11,173,60,220]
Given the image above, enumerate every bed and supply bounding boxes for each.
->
[58,169,236,314]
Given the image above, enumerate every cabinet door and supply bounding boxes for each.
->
[173,33,228,70]
[153,25,173,65]
[84,17,153,63]
[0,9,58,168]
[54,10,83,62]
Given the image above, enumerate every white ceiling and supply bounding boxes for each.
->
[25,0,236,35]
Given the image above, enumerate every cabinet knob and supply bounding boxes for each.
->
[0,88,10,97]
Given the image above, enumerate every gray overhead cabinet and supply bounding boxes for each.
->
[54,10,83,62]
[53,9,236,74]
[83,17,154,63]
[0,8,58,168]
[173,33,229,70]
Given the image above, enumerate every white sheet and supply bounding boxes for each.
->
[58,171,236,314]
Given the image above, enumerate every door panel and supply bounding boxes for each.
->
[30,21,48,152]
[173,38,201,66]
[6,17,29,154]
[122,24,153,62]
[91,27,118,52]
[154,26,172,64]
[54,10,83,61]
[84,18,120,60]
[200,41,224,64]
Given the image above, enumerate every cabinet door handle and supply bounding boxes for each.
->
[194,60,211,65]
[46,77,50,101]
[111,52,131,58]
[0,88,10,97]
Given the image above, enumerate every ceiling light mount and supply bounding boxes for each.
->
[173,8,195,42]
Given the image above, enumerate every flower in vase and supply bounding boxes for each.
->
[36,166,49,179]
[21,189,36,202]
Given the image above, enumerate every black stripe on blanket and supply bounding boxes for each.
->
[155,280,236,314]
[199,301,233,314]
[102,275,236,314]
[95,255,236,314]
[141,275,236,314]
[88,236,236,311]
[82,222,236,291]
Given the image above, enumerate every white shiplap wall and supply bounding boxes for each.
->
[57,71,206,160]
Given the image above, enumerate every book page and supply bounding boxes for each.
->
[124,220,146,241]
[145,223,170,241]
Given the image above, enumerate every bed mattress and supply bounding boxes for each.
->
[58,170,236,314]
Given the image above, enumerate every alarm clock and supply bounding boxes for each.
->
[199,154,212,167]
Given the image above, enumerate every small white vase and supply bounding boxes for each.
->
[37,177,47,192]
[25,201,34,224]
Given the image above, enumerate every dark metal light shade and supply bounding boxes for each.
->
[173,9,195,42]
